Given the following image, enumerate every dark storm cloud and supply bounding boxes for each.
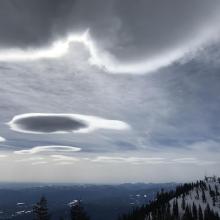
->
[9,115,87,133]
[0,0,75,48]
[109,0,220,61]
[1,0,220,62]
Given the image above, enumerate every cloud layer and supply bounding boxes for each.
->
[0,0,220,182]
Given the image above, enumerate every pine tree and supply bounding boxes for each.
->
[215,185,219,196]
[198,205,203,220]
[213,195,216,206]
[196,189,200,200]
[204,204,211,220]
[202,190,206,203]
[192,202,197,220]
[181,195,186,210]
[33,196,50,220]
[172,199,179,219]
[182,205,193,220]
[70,200,90,220]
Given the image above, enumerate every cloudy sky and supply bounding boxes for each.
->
[0,0,220,183]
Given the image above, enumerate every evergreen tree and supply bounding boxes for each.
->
[192,202,197,220]
[33,196,50,220]
[196,189,200,200]
[181,195,186,210]
[204,204,211,220]
[198,205,203,220]
[70,200,90,220]
[202,190,206,203]
[172,199,179,219]
[213,195,216,206]
[182,205,193,220]
[215,185,219,196]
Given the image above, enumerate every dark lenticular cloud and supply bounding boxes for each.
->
[8,113,129,134]
[9,115,87,133]
[16,115,87,133]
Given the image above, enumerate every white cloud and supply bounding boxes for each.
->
[0,27,217,74]
[16,157,45,162]
[14,145,81,155]
[172,157,217,165]
[90,156,166,164]
[87,156,218,166]
[0,136,6,142]
[0,31,90,61]
[172,157,199,164]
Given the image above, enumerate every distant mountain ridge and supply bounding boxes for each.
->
[0,182,176,220]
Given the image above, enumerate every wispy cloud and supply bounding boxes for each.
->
[16,156,45,162]
[14,146,81,155]
[87,156,218,166]
[89,156,166,164]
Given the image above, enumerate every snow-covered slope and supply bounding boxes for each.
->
[170,177,220,219]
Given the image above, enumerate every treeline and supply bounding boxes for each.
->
[118,178,220,220]
[33,196,89,220]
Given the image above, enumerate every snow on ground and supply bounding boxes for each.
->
[170,177,220,216]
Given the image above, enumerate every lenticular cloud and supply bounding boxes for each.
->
[9,114,87,133]
[8,113,129,134]
[14,145,81,155]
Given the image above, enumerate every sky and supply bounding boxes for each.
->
[0,0,220,183]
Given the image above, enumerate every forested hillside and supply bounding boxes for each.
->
[119,177,220,220]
